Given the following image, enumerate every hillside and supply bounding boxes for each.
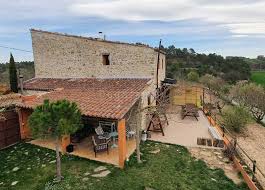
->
[163,46,264,83]
[0,61,35,86]
[251,71,265,87]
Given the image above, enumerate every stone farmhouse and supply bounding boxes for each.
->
[17,29,167,168]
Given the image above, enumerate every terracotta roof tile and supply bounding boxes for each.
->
[0,94,22,108]
[23,78,151,92]
[20,78,151,119]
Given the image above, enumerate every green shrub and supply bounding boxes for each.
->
[221,106,251,133]
[187,70,199,82]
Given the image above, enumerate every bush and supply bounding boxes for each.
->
[221,106,251,133]
[230,82,265,123]
[187,70,199,82]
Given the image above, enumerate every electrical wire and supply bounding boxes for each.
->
[0,44,32,53]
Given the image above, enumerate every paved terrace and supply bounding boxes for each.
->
[150,108,212,147]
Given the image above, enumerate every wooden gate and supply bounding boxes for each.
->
[0,110,20,149]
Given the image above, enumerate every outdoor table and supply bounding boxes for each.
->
[109,131,118,148]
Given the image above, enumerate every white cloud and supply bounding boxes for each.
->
[225,23,265,35]
[231,34,249,38]
[1,0,265,36]
[69,0,265,36]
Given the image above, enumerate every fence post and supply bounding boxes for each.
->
[234,138,237,149]
[252,160,257,181]
[214,114,216,122]
[222,125,225,137]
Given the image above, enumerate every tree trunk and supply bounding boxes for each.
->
[55,136,62,181]
[136,111,142,163]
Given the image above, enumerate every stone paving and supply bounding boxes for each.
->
[150,110,212,147]
[81,166,111,181]
[189,147,243,184]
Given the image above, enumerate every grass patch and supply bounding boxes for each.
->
[0,141,248,190]
[251,71,265,87]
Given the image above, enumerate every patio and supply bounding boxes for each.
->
[30,136,136,166]
[150,106,212,147]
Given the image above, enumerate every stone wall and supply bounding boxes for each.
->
[124,81,157,131]
[31,29,166,84]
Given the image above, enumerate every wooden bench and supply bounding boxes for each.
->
[208,126,224,148]
[181,104,199,121]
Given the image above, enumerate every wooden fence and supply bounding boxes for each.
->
[0,110,20,149]
[204,109,264,190]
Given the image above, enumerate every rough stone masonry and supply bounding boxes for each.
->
[31,29,166,84]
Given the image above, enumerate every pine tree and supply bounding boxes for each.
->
[29,99,83,181]
[9,53,18,93]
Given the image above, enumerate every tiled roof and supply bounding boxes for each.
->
[0,94,22,108]
[19,78,151,119]
[23,78,151,92]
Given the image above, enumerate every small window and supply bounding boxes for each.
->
[103,54,110,65]
[162,59,164,69]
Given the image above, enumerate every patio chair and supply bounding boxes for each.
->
[95,126,111,140]
[126,124,135,139]
[92,136,109,157]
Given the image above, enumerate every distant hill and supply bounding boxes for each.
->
[162,45,264,83]
[243,57,265,70]
[0,61,35,87]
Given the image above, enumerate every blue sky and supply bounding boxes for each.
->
[0,0,265,62]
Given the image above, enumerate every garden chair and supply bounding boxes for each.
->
[126,124,135,139]
[95,126,111,140]
[92,136,109,157]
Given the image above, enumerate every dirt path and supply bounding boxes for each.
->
[237,123,265,188]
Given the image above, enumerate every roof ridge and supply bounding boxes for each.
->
[30,29,165,53]
[24,77,152,81]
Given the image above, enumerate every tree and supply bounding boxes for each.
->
[200,74,229,113]
[230,82,265,123]
[28,99,83,181]
[200,74,226,95]
[221,106,251,133]
[9,54,18,93]
[187,70,199,82]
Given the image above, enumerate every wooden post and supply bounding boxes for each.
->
[252,160,256,181]
[202,88,205,109]
[118,119,127,169]
[234,138,237,149]
[18,108,31,139]
[222,125,225,137]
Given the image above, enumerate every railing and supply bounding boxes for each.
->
[205,109,265,190]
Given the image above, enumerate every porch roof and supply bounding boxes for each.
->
[19,78,151,119]
[23,77,151,92]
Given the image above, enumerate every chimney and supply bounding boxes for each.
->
[98,32,106,40]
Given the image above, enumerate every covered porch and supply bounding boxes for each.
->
[30,133,136,166]
[25,117,135,168]
[17,86,145,168]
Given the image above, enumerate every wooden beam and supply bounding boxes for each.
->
[18,108,32,139]
[118,119,127,168]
